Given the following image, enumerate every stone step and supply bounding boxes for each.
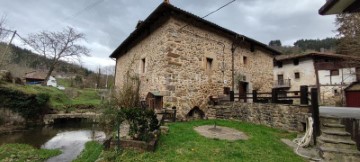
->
[321,130,352,141]
[318,136,357,150]
[320,116,342,125]
[322,123,345,128]
[322,130,351,136]
[321,123,346,132]
[320,147,360,162]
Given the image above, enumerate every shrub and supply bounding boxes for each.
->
[0,87,50,120]
[122,107,159,142]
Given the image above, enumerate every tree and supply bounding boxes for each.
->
[336,13,360,56]
[0,16,12,69]
[25,27,90,85]
[268,40,282,47]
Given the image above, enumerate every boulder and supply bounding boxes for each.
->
[0,70,12,83]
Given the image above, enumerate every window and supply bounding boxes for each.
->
[141,58,146,73]
[330,69,339,76]
[293,59,299,65]
[243,56,247,65]
[294,72,300,79]
[277,61,283,68]
[206,58,213,71]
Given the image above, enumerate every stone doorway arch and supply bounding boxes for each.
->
[186,106,205,120]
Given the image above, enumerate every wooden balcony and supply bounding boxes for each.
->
[273,79,291,88]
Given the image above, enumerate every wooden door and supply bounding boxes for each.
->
[346,91,360,107]
[238,82,248,102]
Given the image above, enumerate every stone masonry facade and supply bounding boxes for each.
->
[115,17,275,119]
[207,102,310,131]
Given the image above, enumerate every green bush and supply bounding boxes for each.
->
[0,87,50,120]
[122,107,159,142]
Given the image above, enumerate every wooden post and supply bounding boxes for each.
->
[253,90,258,103]
[311,88,320,145]
[300,85,309,105]
[230,91,234,101]
[271,88,278,103]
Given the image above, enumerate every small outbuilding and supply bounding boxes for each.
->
[24,71,57,87]
[345,82,360,107]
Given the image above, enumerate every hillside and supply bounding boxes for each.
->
[269,37,338,55]
[0,43,114,88]
[0,42,93,77]
[0,82,102,112]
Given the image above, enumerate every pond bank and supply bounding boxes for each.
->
[0,122,106,161]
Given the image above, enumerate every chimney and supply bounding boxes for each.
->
[164,0,170,4]
[136,20,143,29]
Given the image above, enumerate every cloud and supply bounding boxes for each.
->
[0,0,337,70]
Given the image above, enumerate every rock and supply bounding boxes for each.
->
[160,126,169,134]
[0,70,12,82]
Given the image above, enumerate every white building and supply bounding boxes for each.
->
[273,52,360,106]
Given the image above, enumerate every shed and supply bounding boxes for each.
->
[345,82,360,107]
[146,92,164,110]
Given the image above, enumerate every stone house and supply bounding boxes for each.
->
[110,3,280,119]
[273,52,360,106]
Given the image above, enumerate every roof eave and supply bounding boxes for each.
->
[319,0,359,15]
[110,3,281,58]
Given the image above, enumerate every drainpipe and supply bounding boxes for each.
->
[231,43,236,91]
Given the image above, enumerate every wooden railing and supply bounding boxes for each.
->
[273,79,291,88]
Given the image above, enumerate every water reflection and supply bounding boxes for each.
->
[43,130,105,162]
[0,122,106,162]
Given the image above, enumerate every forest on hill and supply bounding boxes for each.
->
[269,37,338,54]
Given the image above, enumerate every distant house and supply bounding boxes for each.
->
[110,2,280,119]
[24,71,57,87]
[345,82,360,107]
[273,52,360,106]
[24,71,47,85]
[319,0,360,15]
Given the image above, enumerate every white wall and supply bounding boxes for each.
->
[318,68,357,85]
[47,76,57,87]
[273,57,317,91]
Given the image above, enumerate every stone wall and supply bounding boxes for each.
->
[115,17,276,119]
[320,85,344,106]
[0,108,25,125]
[207,102,310,131]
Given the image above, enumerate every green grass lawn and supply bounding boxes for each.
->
[1,83,101,111]
[71,88,101,106]
[0,143,61,162]
[73,141,103,162]
[103,120,305,162]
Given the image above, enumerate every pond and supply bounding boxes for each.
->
[0,121,106,162]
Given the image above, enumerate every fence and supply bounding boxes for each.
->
[343,118,360,150]
[234,85,310,105]
[230,85,321,144]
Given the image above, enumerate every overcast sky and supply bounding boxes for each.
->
[0,0,336,71]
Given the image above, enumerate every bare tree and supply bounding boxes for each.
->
[0,15,12,69]
[25,27,90,84]
[0,16,8,39]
